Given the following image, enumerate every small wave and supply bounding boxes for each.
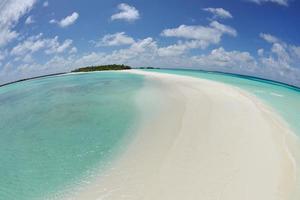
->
[270,92,284,97]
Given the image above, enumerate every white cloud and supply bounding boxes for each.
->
[25,15,35,24]
[68,37,254,72]
[157,42,191,57]
[0,29,18,48]
[69,47,78,54]
[260,33,280,44]
[68,35,300,86]
[11,34,74,56]
[259,33,292,63]
[0,0,37,47]
[257,33,300,85]
[49,19,56,24]
[22,54,34,63]
[43,1,49,7]
[203,8,233,19]
[11,34,44,55]
[97,32,135,46]
[162,21,237,40]
[210,21,237,36]
[290,46,300,58]
[248,0,289,6]
[158,40,207,56]
[257,48,264,56]
[50,12,79,27]
[2,30,300,87]
[271,43,290,62]
[161,21,237,49]
[39,38,158,73]
[45,38,73,54]
[111,3,140,22]
[59,12,79,27]
[192,47,257,72]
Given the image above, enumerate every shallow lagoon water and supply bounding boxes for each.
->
[0,72,144,200]
[1,69,300,199]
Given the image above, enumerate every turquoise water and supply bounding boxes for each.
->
[1,69,300,200]
[144,69,300,136]
[0,72,144,200]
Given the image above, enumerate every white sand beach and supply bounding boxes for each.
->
[61,70,298,200]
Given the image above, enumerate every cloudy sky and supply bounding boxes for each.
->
[0,0,300,86]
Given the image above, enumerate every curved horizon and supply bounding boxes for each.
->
[0,0,300,86]
[1,1,300,200]
[2,67,300,90]
[2,69,299,200]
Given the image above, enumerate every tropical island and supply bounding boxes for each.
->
[1,64,162,87]
[138,67,160,69]
[71,64,131,72]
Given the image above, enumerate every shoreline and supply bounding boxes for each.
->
[1,68,300,91]
[58,70,299,200]
[0,72,67,88]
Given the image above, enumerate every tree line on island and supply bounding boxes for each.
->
[0,64,160,87]
[72,64,131,72]
[72,64,160,72]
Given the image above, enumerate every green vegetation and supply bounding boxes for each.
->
[138,67,160,69]
[72,64,131,72]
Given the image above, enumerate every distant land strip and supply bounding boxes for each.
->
[0,72,67,88]
[71,64,131,72]
[1,65,299,91]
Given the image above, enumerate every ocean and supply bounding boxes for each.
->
[0,72,144,200]
[0,69,300,199]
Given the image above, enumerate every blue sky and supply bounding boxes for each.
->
[0,0,300,86]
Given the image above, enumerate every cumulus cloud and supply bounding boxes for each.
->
[162,21,236,41]
[11,34,44,55]
[203,8,233,19]
[25,15,35,24]
[160,21,237,53]
[192,47,257,72]
[45,38,73,54]
[111,3,140,22]
[157,40,208,56]
[247,0,289,6]
[50,34,300,86]
[257,48,264,56]
[49,19,56,24]
[257,33,300,85]
[260,33,280,43]
[0,33,77,83]
[50,12,79,27]
[0,0,37,47]
[97,32,135,46]
[69,47,78,54]
[157,42,193,57]
[50,41,256,76]
[2,29,300,87]
[43,1,49,7]
[10,35,252,77]
[10,33,74,56]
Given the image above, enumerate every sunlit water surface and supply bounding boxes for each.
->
[1,69,300,199]
[0,72,144,200]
